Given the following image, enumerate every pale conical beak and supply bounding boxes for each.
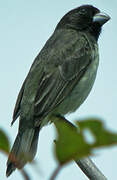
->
[93,12,111,25]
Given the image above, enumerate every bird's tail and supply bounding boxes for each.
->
[6,127,39,177]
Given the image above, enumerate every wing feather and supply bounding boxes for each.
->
[12,30,94,127]
[34,35,92,126]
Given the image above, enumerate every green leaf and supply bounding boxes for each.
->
[53,117,117,165]
[53,116,91,164]
[0,129,10,153]
[77,118,117,147]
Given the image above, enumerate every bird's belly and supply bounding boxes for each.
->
[54,57,99,115]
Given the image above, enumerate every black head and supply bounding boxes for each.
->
[56,5,110,40]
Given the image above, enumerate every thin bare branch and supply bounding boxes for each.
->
[50,166,61,180]
[21,169,31,180]
[76,157,107,180]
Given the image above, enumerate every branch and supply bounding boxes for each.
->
[50,166,61,180]
[21,169,31,180]
[76,158,107,180]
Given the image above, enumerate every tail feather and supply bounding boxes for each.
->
[6,127,39,177]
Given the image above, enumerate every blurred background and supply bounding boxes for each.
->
[0,0,116,179]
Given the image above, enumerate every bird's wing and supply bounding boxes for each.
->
[11,31,94,126]
[11,80,26,125]
[34,31,93,126]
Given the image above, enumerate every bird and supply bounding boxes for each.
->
[6,4,110,177]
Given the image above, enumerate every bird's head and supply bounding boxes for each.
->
[56,5,110,40]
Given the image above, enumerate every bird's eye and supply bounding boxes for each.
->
[79,9,86,15]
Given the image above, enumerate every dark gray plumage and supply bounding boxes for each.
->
[6,5,110,177]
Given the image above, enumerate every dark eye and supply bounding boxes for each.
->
[79,9,87,15]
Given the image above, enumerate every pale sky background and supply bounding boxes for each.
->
[0,0,117,180]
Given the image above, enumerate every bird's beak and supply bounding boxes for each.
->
[93,12,110,25]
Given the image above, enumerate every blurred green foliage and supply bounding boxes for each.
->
[1,117,117,179]
[53,117,117,165]
[0,129,10,153]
